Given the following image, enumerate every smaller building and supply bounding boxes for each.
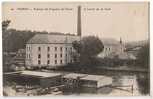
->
[12,49,26,66]
[5,71,113,94]
[125,46,142,57]
[62,73,113,93]
[80,75,112,88]
[80,75,113,93]
[4,71,62,87]
[98,38,126,58]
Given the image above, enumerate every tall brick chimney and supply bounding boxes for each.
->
[77,6,81,36]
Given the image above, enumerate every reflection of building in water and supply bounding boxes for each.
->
[109,75,140,96]
[98,38,126,58]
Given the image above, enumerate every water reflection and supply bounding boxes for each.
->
[97,74,140,95]
[63,74,141,96]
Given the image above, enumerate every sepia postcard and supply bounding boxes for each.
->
[2,2,150,96]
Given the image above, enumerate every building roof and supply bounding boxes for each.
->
[27,33,80,44]
[63,73,87,79]
[101,38,121,46]
[63,73,112,87]
[21,71,61,78]
[80,75,105,81]
[80,75,113,87]
[117,52,136,60]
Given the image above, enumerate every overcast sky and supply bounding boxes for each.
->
[2,2,149,42]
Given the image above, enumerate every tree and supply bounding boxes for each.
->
[136,43,149,68]
[72,36,104,67]
[2,28,36,52]
[136,42,150,95]
[2,20,11,31]
[2,20,11,51]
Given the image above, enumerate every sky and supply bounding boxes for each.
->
[2,2,149,42]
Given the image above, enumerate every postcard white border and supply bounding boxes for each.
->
[0,0,152,99]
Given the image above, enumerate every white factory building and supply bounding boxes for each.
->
[25,34,80,68]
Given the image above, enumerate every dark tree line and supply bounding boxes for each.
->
[2,20,37,52]
[2,20,56,52]
[136,42,150,95]
[136,43,149,68]
[3,29,36,52]
[3,29,35,52]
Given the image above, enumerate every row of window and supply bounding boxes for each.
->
[104,47,124,52]
[38,59,67,65]
[27,53,69,59]
[27,54,66,59]
[27,46,73,52]
[38,53,67,59]
[105,47,111,51]
[38,46,72,52]
[27,54,72,65]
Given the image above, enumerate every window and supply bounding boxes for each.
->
[70,47,72,52]
[60,54,62,58]
[70,47,72,51]
[27,46,30,51]
[29,54,30,58]
[60,60,62,64]
[38,47,41,51]
[74,57,77,62]
[55,60,57,64]
[70,59,73,63]
[47,60,50,64]
[27,54,28,59]
[38,60,41,65]
[55,47,57,51]
[47,47,50,51]
[47,54,50,58]
[55,54,57,58]
[29,46,30,51]
[38,54,41,58]
[60,47,63,51]
[65,47,67,51]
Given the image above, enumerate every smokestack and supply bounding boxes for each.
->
[77,5,82,36]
